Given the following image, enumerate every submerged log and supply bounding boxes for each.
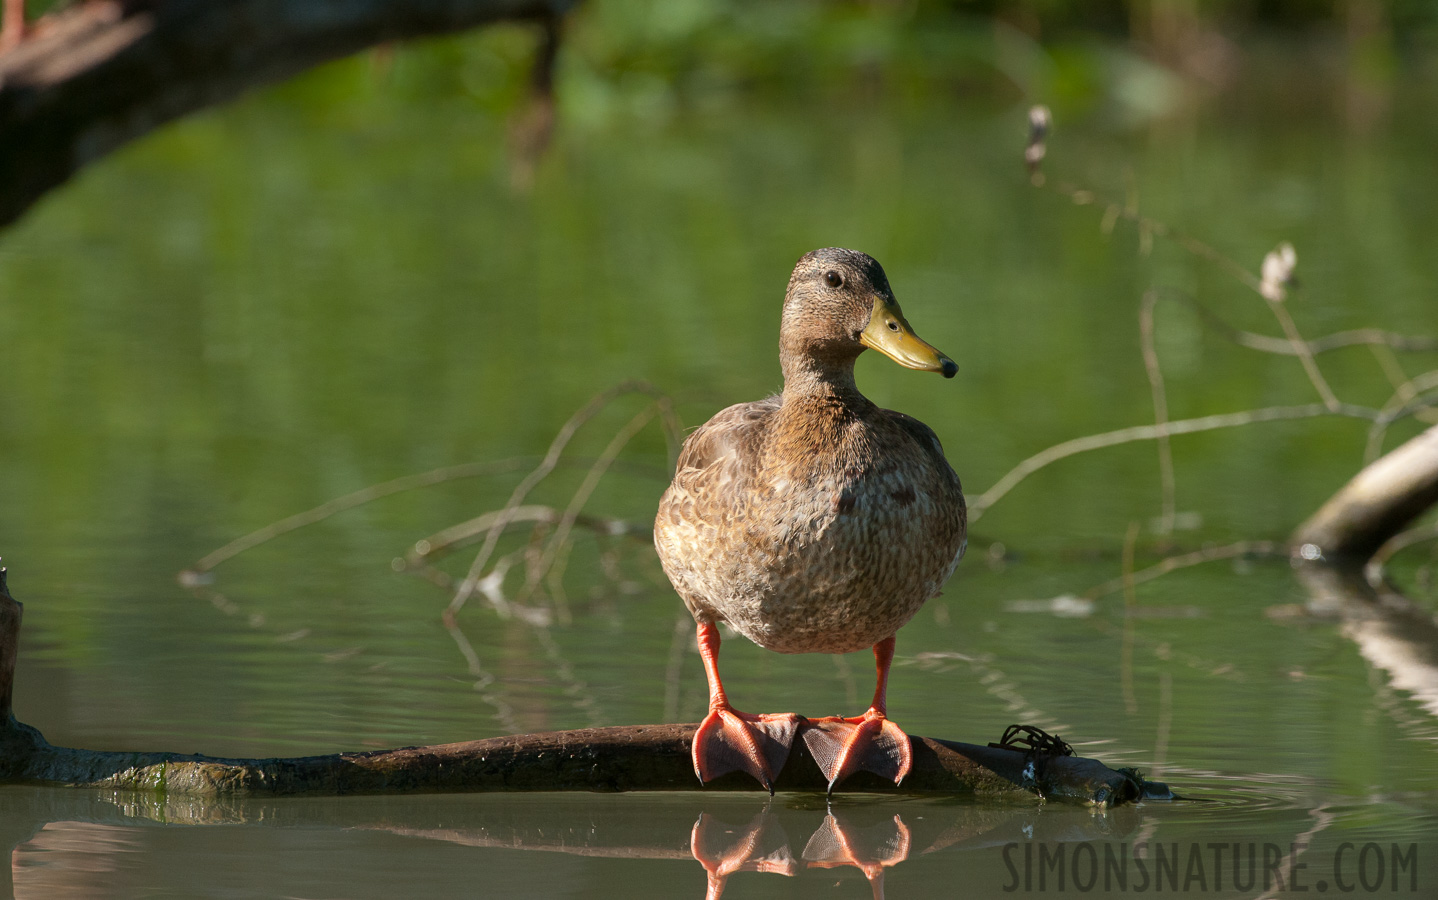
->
[1291,424,1438,565]
[0,567,1150,805]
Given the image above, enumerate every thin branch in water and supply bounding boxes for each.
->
[448,381,675,618]
[520,402,663,603]
[1152,671,1172,782]
[183,458,536,578]
[1365,370,1438,463]
[181,455,668,582]
[1083,540,1281,601]
[405,506,648,570]
[1120,521,1140,716]
[663,613,690,724]
[969,404,1378,519]
[1139,291,1176,535]
[532,625,605,729]
[443,617,524,737]
[1257,806,1337,900]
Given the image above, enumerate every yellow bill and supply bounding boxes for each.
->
[859,296,957,378]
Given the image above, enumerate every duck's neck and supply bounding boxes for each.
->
[779,349,869,408]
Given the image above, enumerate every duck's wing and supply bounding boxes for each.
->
[671,396,781,488]
[655,396,780,613]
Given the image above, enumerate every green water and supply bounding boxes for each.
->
[2,30,1438,899]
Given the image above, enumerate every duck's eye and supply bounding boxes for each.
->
[824,271,843,288]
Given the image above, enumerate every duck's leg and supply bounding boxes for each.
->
[801,636,914,792]
[692,621,802,791]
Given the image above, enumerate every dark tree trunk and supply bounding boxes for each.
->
[0,0,574,228]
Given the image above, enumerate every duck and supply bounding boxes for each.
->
[654,247,967,792]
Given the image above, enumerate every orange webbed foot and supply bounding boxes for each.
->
[800,709,914,792]
[693,706,803,791]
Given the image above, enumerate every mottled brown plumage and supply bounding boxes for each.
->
[654,248,967,791]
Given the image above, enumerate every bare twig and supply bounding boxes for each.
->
[181,456,665,580]
[403,506,647,570]
[1152,671,1172,782]
[532,625,605,727]
[970,404,1377,519]
[443,618,524,735]
[1139,291,1176,534]
[183,459,535,578]
[1084,540,1281,601]
[1257,243,1342,411]
[447,381,676,618]
[1040,174,1260,292]
[1364,370,1438,462]
[1026,113,1350,413]
[519,402,663,602]
[1159,288,1438,357]
[662,613,690,723]
[1120,522,1140,716]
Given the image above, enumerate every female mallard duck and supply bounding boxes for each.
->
[655,248,966,792]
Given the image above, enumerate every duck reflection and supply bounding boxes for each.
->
[690,807,798,898]
[799,808,910,899]
[691,803,917,899]
[3,789,1141,900]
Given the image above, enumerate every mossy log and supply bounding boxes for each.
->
[0,719,1146,804]
[0,568,1148,805]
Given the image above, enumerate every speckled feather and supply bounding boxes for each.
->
[654,249,967,655]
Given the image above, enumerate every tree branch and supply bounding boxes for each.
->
[0,0,576,228]
[1291,424,1438,564]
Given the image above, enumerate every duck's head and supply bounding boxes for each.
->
[780,248,956,379]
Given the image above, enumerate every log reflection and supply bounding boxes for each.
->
[1293,563,1438,720]
[2,789,1141,900]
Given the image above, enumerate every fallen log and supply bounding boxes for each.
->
[1291,424,1438,565]
[0,567,1153,805]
